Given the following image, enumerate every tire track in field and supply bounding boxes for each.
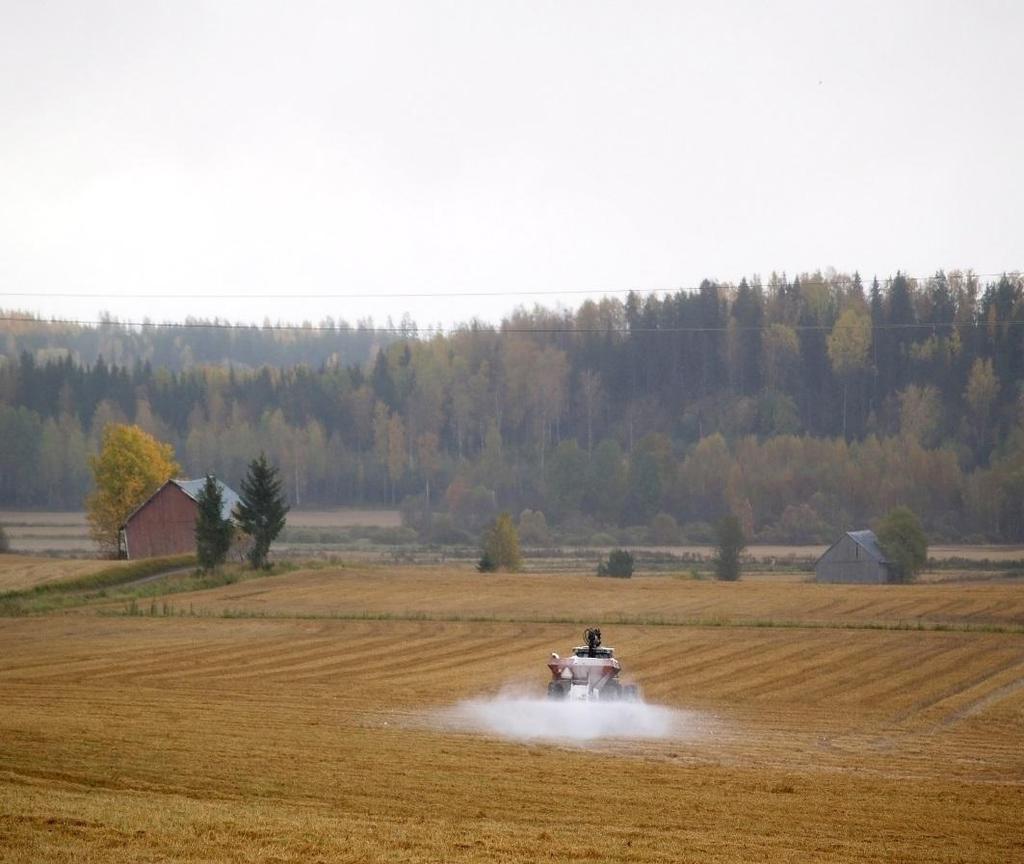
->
[854,641,1023,720]
[934,662,1024,729]
[680,639,846,701]
[737,638,903,704]
[85,621,404,683]
[631,632,810,692]
[80,634,317,683]
[654,635,822,694]
[773,637,969,708]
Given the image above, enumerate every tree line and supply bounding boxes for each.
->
[1,270,1022,542]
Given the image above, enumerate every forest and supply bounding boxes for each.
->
[1,269,1022,542]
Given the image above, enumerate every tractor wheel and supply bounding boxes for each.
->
[548,680,568,701]
[602,680,622,701]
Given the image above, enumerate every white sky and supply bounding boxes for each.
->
[1,1,1021,329]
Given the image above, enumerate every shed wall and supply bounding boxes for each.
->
[124,484,198,559]
[815,535,889,584]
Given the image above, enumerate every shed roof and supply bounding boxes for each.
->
[846,530,889,563]
[814,529,890,566]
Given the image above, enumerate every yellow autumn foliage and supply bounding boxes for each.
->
[86,424,180,556]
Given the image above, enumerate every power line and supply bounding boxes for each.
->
[0,272,1017,302]
[1,314,1021,336]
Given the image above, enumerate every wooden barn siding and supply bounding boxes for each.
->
[815,535,888,584]
[124,484,198,559]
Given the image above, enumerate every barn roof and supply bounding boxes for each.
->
[172,478,242,522]
[122,477,242,527]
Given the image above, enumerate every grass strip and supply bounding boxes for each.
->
[0,555,195,615]
[98,605,1024,635]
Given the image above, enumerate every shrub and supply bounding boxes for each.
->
[597,548,634,578]
[0,523,8,553]
[518,509,552,546]
[478,513,521,572]
[619,525,648,546]
[680,521,716,544]
[877,506,928,583]
[649,512,680,545]
[428,514,474,545]
[452,485,498,532]
[399,493,431,533]
[560,513,596,545]
[589,532,617,547]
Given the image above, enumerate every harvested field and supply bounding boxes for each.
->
[150,564,1024,630]
[288,508,402,528]
[3,560,1024,862]
[1,610,1022,863]
[0,555,122,592]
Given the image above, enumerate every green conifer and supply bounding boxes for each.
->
[234,453,289,569]
[195,475,233,571]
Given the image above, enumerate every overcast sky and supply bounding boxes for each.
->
[1,1,1021,330]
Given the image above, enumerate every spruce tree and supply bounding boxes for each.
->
[195,474,232,571]
[714,514,745,581]
[234,453,289,569]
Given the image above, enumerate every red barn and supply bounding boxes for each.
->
[118,478,242,559]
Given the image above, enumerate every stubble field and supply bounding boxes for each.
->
[1,559,1022,862]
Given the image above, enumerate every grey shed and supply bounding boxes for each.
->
[815,530,892,584]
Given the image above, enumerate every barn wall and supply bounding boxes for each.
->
[815,535,888,584]
[124,484,198,559]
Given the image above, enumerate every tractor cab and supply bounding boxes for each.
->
[573,645,614,658]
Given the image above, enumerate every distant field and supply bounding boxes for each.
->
[137,563,1024,630]
[5,509,1022,578]
[0,509,402,554]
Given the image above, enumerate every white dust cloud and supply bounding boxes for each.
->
[445,696,692,744]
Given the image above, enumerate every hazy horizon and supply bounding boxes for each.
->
[2,1,1021,329]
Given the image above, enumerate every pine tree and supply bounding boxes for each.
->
[234,453,290,569]
[195,475,233,571]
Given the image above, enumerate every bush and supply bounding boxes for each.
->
[619,525,648,546]
[560,513,596,545]
[0,524,8,553]
[448,483,495,528]
[399,493,431,533]
[478,513,521,572]
[649,512,680,545]
[518,509,552,546]
[877,506,928,583]
[597,548,634,578]
[428,514,474,545]
[589,531,617,546]
[680,521,716,544]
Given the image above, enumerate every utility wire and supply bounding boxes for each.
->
[0,272,1016,302]
[0,314,1021,336]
